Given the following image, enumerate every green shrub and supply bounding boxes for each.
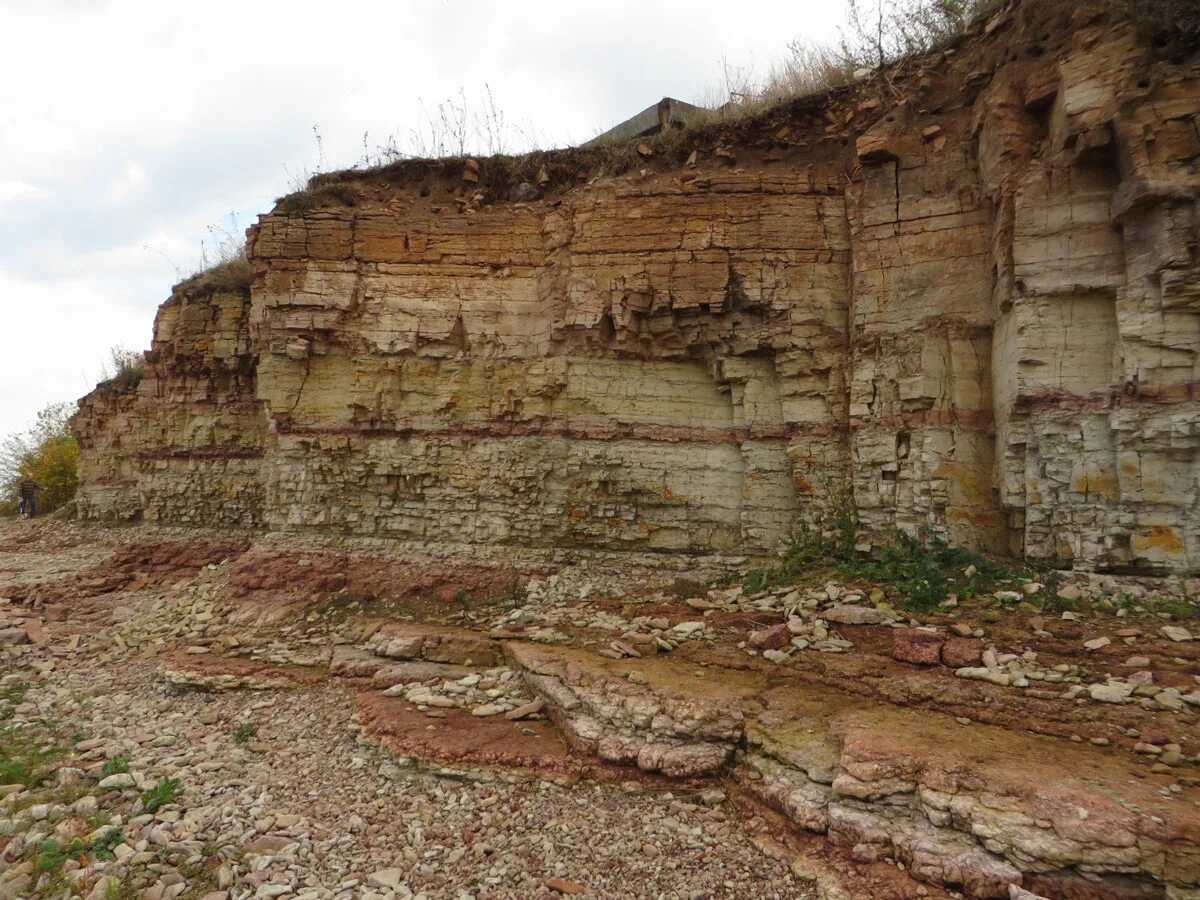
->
[0,402,79,517]
[232,723,257,744]
[741,479,862,590]
[100,755,130,779]
[139,776,181,813]
[33,836,85,875]
[841,531,1012,611]
[90,826,124,860]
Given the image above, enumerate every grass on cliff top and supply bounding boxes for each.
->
[176,213,254,298]
[96,346,144,392]
[181,253,252,297]
[277,0,1003,211]
[276,0,1195,218]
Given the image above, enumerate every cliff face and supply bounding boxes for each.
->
[73,2,1200,572]
[73,274,265,526]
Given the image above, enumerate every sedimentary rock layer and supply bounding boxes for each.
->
[73,277,264,525]
[73,0,1200,571]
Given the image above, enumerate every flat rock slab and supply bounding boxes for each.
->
[158,652,324,692]
[365,621,501,666]
[329,645,387,678]
[371,660,480,688]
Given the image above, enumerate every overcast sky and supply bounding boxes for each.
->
[0,0,846,436]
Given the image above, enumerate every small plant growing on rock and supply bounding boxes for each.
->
[33,835,86,876]
[139,776,181,813]
[232,722,257,744]
[0,679,29,723]
[100,754,130,778]
[99,346,144,391]
[104,874,139,900]
[89,826,125,860]
[1037,568,1075,615]
[503,570,528,609]
[0,708,64,788]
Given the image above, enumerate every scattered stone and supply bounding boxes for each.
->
[505,699,546,720]
[0,627,29,646]
[749,624,791,651]
[1088,683,1133,704]
[955,667,1011,687]
[367,868,405,890]
[822,605,886,625]
[700,788,727,806]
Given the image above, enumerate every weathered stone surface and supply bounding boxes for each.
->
[365,622,501,667]
[750,623,792,651]
[508,642,749,778]
[891,628,944,665]
[72,10,1200,573]
[73,276,264,526]
[941,637,984,668]
[822,605,887,626]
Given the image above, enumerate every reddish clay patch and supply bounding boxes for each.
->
[357,691,583,776]
[358,692,717,792]
[942,636,984,666]
[227,547,540,613]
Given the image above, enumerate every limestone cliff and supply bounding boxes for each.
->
[73,269,264,526]
[74,0,1200,572]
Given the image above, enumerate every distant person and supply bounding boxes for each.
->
[17,475,41,518]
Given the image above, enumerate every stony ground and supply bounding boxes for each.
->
[0,521,809,900]
[3,517,1200,899]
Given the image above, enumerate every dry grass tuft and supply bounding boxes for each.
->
[186,255,253,296]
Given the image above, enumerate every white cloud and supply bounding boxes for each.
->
[0,180,50,217]
[103,162,149,205]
